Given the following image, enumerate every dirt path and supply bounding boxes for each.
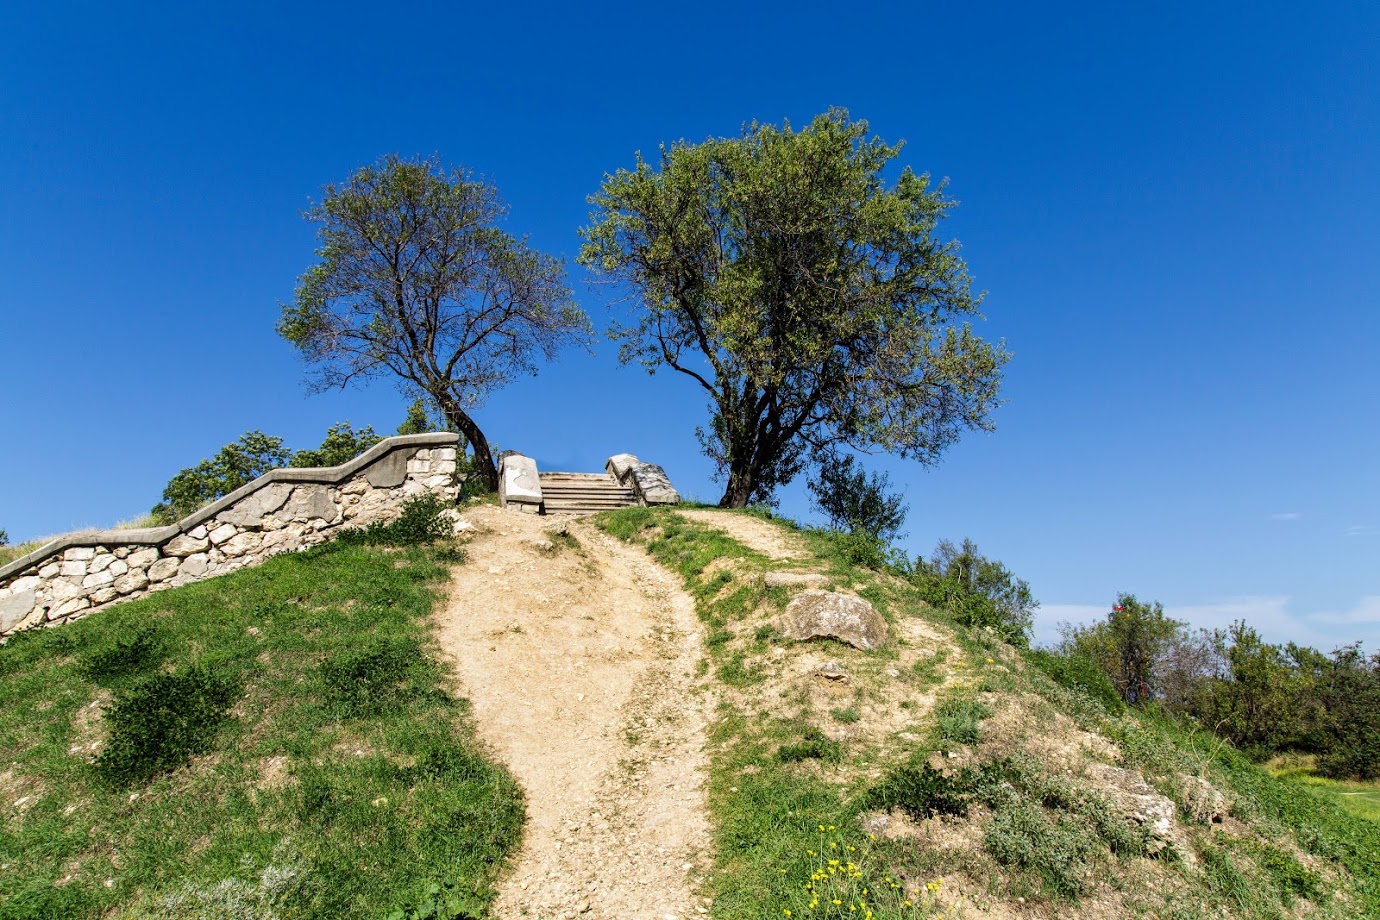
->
[433,504,713,919]
[675,509,808,560]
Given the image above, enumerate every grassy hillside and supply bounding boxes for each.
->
[598,506,1380,920]
[0,538,521,919]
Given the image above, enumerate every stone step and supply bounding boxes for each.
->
[538,470,641,513]
[540,486,635,498]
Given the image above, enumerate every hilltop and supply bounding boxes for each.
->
[1,501,1377,919]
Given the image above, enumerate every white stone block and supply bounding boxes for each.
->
[208,523,238,545]
[63,547,95,562]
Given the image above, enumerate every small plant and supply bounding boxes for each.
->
[864,760,974,819]
[337,494,454,546]
[384,877,487,920]
[79,626,163,683]
[983,794,1099,898]
[0,528,8,546]
[778,824,943,917]
[1025,647,1125,714]
[934,696,991,746]
[830,707,861,724]
[95,666,238,786]
[319,638,423,716]
[779,727,843,764]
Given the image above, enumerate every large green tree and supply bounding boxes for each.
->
[581,109,1008,506]
[279,155,592,492]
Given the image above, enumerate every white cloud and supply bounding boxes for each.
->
[1312,596,1380,626]
[1344,524,1378,537]
[1268,512,1301,521]
[1034,594,1380,650]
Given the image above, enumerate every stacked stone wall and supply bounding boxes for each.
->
[0,433,460,638]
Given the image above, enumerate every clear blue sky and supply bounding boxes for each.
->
[2,2,1376,651]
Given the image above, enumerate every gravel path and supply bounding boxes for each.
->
[433,504,713,919]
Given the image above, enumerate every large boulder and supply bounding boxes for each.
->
[780,590,888,650]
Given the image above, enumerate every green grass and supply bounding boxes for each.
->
[1267,754,1380,823]
[0,540,522,919]
[597,505,1379,919]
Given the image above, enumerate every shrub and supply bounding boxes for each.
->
[319,638,423,716]
[807,450,908,543]
[912,539,1037,647]
[1026,648,1125,714]
[336,495,453,547]
[78,626,163,684]
[778,727,843,764]
[95,666,238,786]
[864,760,974,819]
[983,795,1098,898]
[934,697,991,746]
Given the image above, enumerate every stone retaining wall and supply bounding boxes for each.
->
[0,433,460,638]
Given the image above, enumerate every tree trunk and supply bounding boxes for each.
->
[435,394,499,493]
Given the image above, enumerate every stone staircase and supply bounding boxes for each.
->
[538,472,639,514]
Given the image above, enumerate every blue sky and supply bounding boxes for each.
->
[2,2,1376,651]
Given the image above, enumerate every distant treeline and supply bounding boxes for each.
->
[1036,597,1380,780]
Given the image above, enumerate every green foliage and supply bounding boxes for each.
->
[934,696,991,746]
[830,707,861,724]
[0,528,8,546]
[983,795,1100,899]
[1026,647,1126,714]
[319,638,424,717]
[77,626,163,684]
[336,494,453,547]
[279,154,592,493]
[863,760,974,819]
[1061,593,1182,704]
[289,421,382,468]
[581,108,1007,507]
[151,431,292,524]
[778,726,843,764]
[807,451,908,542]
[912,538,1037,647]
[396,399,441,436]
[815,527,900,572]
[383,877,487,920]
[95,666,238,786]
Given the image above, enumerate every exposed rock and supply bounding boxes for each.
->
[365,449,409,488]
[283,486,338,523]
[113,570,150,595]
[163,534,209,557]
[8,575,40,593]
[60,561,87,578]
[147,557,180,582]
[780,590,888,650]
[127,548,159,568]
[1177,773,1230,824]
[0,590,38,632]
[89,554,115,574]
[180,554,209,578]
[222,532,262,558]
[82,570,115,589]
[64,547,95,562]
[187,525,209,540]
[216,482,292,526]
[763,571,830,590]
[108,559,128,577]
[208,523,238,546]
[90,587,120,605]
[1092,765,1186,858]
[816,661,849,681]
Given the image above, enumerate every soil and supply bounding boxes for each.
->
[675,509,809,560]
[433,504,713,919]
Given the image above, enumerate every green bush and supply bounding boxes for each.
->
[864,760,974,819]
[289,421,382,468]
[78,626,163,684]
[983,795,1099,898]
[1026,648,1125,714]
[95,666,238,786]
[319,638,424,716]
[912,538,1037,647]
[151,431,292,525]
[778,727,843,764]
[935,697,991,746]
[336,494,453,547]
[807,450,908,543]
